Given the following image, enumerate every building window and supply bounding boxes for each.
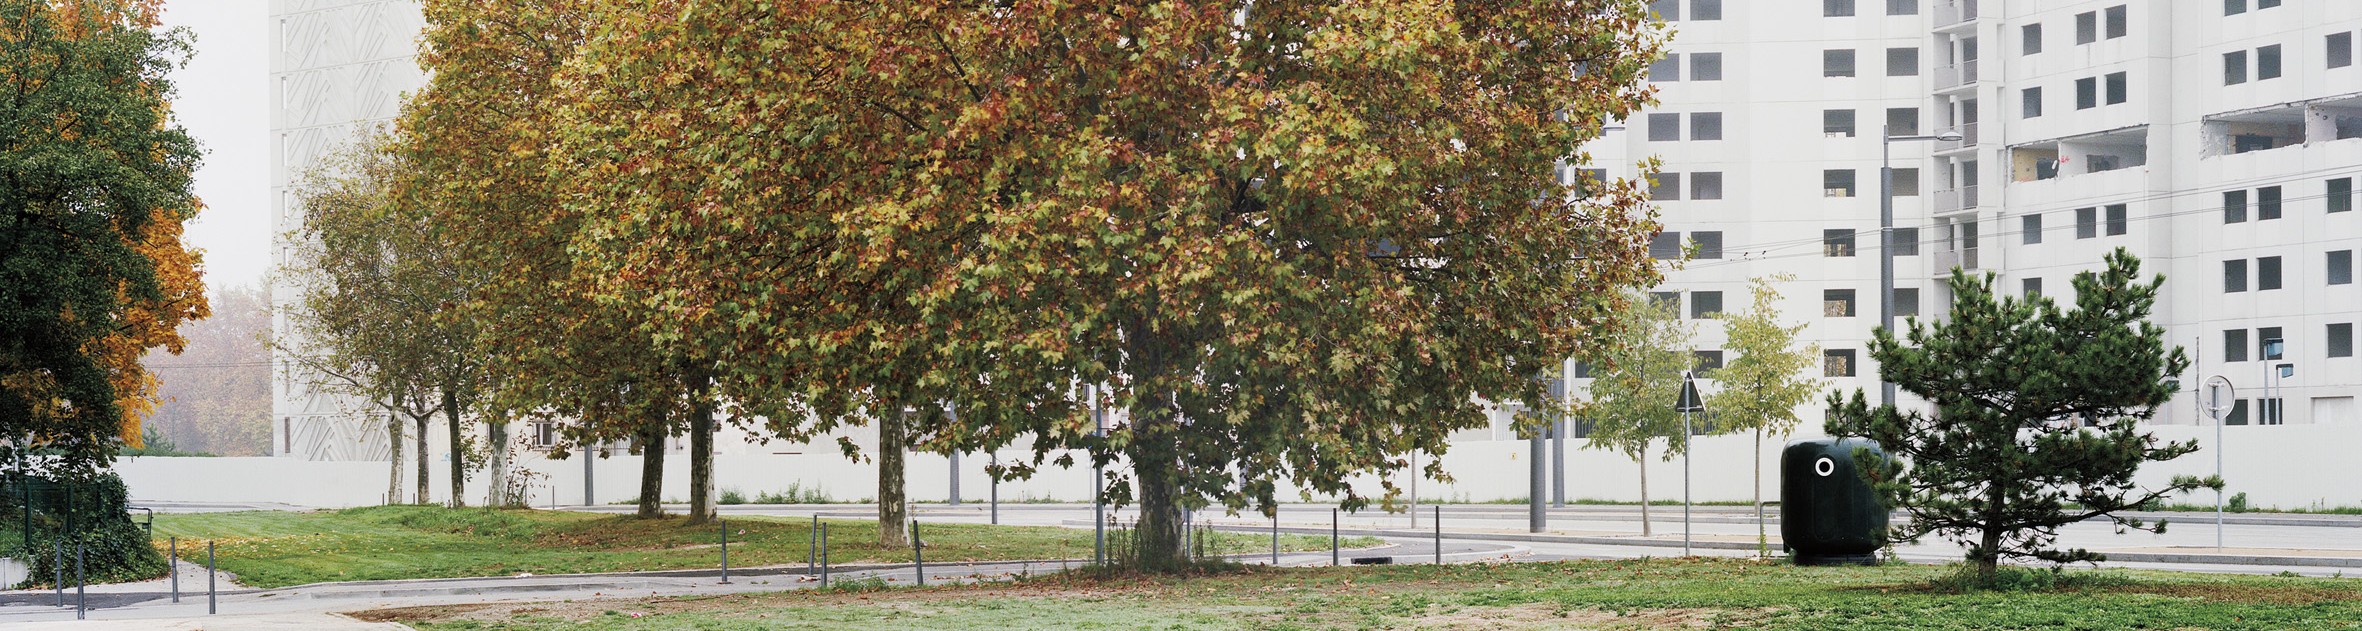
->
[1572,361,1593,378]
[1824,349,1857,377]
[2224,259,2249,293]
[2224,189,2249,223]
[2259,326,2284,360]
[1824,170,1856,197]
[1886,107,1920,136]
[1691,230,1723,258]
[2075,11,2097,45]
[2332,177,2354,213]
[2075,77,2098,109]
[1825,49,1857,77]
[1651,172,1682,200]
[1887,0,1917,15]
[2022,24,2043,55]
[1650,0,1680,20]
[1691,52,1723,81]
[2224,0,2245,16]
[2331,323,2356,358]
[2023,277,2043,299]
[2258,0,2281,8]
[1649,113,1681,141]
[2259,256,2283,290]
[2105,72,2127,105]
[1894,287,1921,317]
[1691,291,1723,319]
[2332,32,2354,69]
[2226,399,2249,425]
[1651,291,1681,311]
[1824,229,1858,257]
[1824,109,1856,137]
[1690,112,1724,140]
[1893,167,1921,197]
[2331,250,2355,285]
[2259,186,2282,220]
[1690,172,1724,200]
[1892,227,1920,255]
[1571,168,1607,197]
[2022,215,2043,244]
[2105,204,2127,236]
[2022,87,2043,118]
[1886,47,1919,77]
[2258,44,2282,80]
[1651,54,1682,82]
[1825,0,1855,17]
[1824,289,1857,317]
[1694,350,1726,372]
[2225,329,2249,361]
[2105,5,2127,39]
[2225,50,2248,85]
[1693,0,1722,20]
[1649,232,1684,259]
[2076,207,2098,239]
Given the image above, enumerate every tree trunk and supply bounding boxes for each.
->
[442,388,465,508]
[685,368,717,525]
[414,413,430,504]
[1638,441,1653,537]
[485,417,510,507]
[877,406,908,548]
[386,412,403,506]
[635,415,667,518]
[1125,398,1188,571]
[1755,427,1765,558]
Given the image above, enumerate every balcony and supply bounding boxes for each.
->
[1934,185,1980,212]
[1935,0,1979,28]
[1934,247,1981,274]
[1935,60,1979,91]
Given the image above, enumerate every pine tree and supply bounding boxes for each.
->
[1826,248,2221,578]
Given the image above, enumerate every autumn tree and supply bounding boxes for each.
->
[1578,292,1697,536]
[142,284,272,457]
[1,0,208,480]
[280,130,489,507]
[1705,275,1821,554]
[548,1,1668,569]
[1826,249,2219,579]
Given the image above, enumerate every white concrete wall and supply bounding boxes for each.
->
[119,423,2362,512]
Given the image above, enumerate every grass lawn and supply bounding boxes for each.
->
[362,557,2362,630]
[151,506,1373,589]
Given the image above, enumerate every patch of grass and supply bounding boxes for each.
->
[372,557,2362,630]
[149,506,1368,589]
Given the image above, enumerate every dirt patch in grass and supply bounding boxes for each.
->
[2084,581,2362,606]
[1408,603,1762,629]
[352,579,1179,625]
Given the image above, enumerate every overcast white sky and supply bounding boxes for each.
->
[161,1,270,292]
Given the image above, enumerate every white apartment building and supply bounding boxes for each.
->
[1578,0,2362,439]
[269,1,2357,467]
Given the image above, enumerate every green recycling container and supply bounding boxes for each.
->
[1781,438,1891,565]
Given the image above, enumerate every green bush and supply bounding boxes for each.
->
[2,474,168,588]
[719,488,747,505]
[2227,492,2250,513]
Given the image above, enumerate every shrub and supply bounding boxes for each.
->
[718,488,746,505]
[2,473,168,588]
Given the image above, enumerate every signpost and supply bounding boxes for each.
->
[2202,375,2236,550]
[1675,371,1707,557]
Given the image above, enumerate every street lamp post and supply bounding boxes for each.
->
[1880,132,1962,408]
[2202,376,2235,550]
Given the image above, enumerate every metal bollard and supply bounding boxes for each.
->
[718,518,730,585]
[53,541,62,607]
[76,542,85,619]
[207,541,217,615]
[819,523,830,589]
[1270,512,1279,565]
[912,519,925,586]
[170,536,180,602]
[1434,506,1442,565]
[1331,508,1339,566]
[807,515,819,576]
